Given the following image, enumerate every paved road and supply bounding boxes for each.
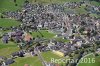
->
[64,15,72,37]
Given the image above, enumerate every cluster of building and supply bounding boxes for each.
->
[85,4,100,14]
[1,1,89,30]
[0,0,100,66]
[2,30,33,48]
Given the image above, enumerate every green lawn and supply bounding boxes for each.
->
[0,40,19,57]
[42,51,67,66]
[91,1,100,6]
[11,51,66,66]
[0,0,29,13]
[0,18,21,28]
[75,5,88,15]
[55,37,70,42]
[0,30,11,33]
[32,30,55,39]
[10,57,42,66]
[32,30,70,42]
[90,14,100,18]
[42,51,62,61]
[78,54,100,66]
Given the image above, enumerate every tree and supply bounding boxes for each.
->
[95,41,100,45]
[13,0,18,6]
[14,0,16,3]
[1,15,3,18]
[25,0,29,3]
[79,27,85,34]
[15,3,18,6]
[92,31,98,36]
[75,50,79,54]
[95,53,99,56]
[34,0,37,2]
[87,32,91,37]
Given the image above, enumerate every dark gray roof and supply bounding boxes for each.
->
[5,59,14,65]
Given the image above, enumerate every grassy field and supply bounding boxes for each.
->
[75,5,88,14]
[78,54,100,66]
[0,0,29,13]
[42,51,67,66]
[11,51,65,66]
[90,14,100,18]
[32,30,70,42]
[55,37,70,42]
[0,0,22,28]
[0,18,21,28]
[32,30,56,39]
[91,1,100,6]
[10,56,42,66]
[0,40,19,57]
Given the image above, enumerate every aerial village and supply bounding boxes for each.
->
[0,0,100,66]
